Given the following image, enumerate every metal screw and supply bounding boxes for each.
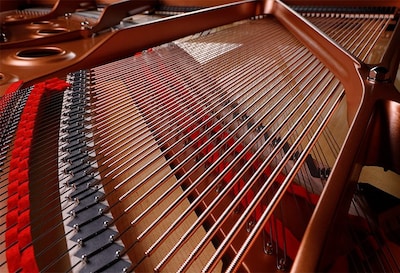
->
[368,66,389,83]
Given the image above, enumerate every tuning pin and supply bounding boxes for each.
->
[69,210,76,218]
[81,254,88,263]
[73,225,79,234]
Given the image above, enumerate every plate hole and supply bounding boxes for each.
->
[37,28,68,34]
[17,47,63,58]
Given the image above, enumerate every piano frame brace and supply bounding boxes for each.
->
[272,1,400,271]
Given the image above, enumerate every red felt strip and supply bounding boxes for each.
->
[5,80,24,95]
[18,182,30,198]
[274,216,300,260]
[18,195,30,212]
[190,130,200,141]
[201,115,213,128]
[202,142,214,156]
[6,210,18,230]
[184,124,195,135]
[226,137,235,147]
[212,124,222,134]
[5,78,69,273]
[13,138,24,148]
[8,180,19,195]
[18,170,29,184]
[8,169,20,184]
[20,148,31,160]
[255,204,265,220]
[217,161,227,174]
[18,159,29,171]
[21,245,39,273]
[7,195,18,212]
[6,243,21,273]
[198,135,208,147]
[244,189,255,208]
[235,143,244,154]
[310,194,320,205]
[223,170,234,185]
[18,210,31,232]
[24,129,34,139]
[22,139,31,148]
[244,151,253,162]
[209,151,219,165]
[18,226,32,250]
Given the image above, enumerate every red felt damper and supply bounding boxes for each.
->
[20,148,31,160]
[8,168,20,184]
[18,159,29,171]
[18,226,33,250]
[18,206,31,233]
[12,138,24,149]
[7,195,19,213]
[21,245,39,273]
[5,243,21,273]
[6,210,18,232]
[5,78,69,273]
[18,170,29,185]
[24,129,34,140]
[18,194,30,212]
[8,180,19,196]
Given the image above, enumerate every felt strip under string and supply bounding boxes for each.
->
[5,78,69,273]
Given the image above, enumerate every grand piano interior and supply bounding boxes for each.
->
[0,0,399,272]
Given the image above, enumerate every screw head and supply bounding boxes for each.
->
[368,66,389,83]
